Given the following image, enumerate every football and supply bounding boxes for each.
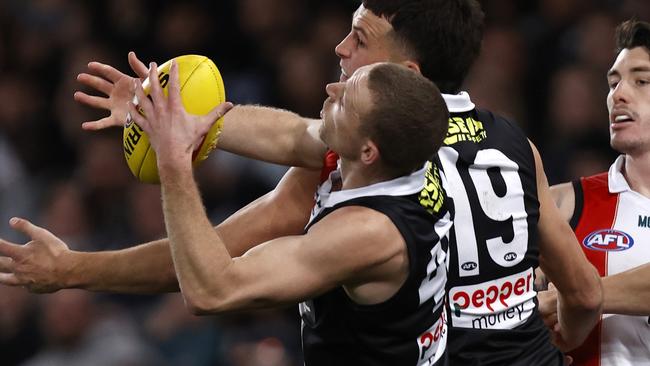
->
[123,54,226,183]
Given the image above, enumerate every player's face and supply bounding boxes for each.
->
[607,47,650,155]
[319,65,373,159]
[335,5,397,82]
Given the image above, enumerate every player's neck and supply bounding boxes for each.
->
[622,152,650,198]
[339,159,390,190]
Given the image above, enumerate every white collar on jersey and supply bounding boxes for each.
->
[316,163,428,210]
[608,155,630,193]
[442,91,475,113]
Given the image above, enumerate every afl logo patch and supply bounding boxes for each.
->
[461,261,477,271]
[583,229,634,252]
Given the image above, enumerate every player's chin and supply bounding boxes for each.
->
[610,136,641,154]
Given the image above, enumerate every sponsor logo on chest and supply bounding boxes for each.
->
[582,229,634,252]
[639,215,650,228]
[448,268,536,330]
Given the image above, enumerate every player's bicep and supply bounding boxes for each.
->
[217,206,403,311]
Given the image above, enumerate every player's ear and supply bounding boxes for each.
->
[400,60,421,75]
[360,139,381,166]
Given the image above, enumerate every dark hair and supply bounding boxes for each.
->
[362,0,484,94]
[361,63,449,177]
[615,19,650,55]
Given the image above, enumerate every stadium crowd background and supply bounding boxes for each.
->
[0,0,648,365]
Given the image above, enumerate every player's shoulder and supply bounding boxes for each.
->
[449,107,530,149]
[475,108,525,133]
[580,171,609,190]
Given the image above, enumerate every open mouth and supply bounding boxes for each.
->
[340,68,349,82]
[610,109,636,126]
[613,114,634,123]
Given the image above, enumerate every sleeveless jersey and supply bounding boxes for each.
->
[440,93,562,365]
[301,163,452,366]
[568,155,650,366]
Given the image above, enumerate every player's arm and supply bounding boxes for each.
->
[549,183,575,222]
[535,183,576,289]
[530,141,603,352]
[159,161,403,313]
[217,106,326,169]
[538,262,650,325]
[599,264,650,315]
[0,167,320,294]
[76,52,327,168]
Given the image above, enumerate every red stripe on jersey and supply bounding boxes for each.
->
[570,172,619,366]
[320,150,339,183]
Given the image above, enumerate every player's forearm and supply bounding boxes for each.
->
[602,264,650,315]
[539,231,603,350]
[218,105,326,168]
[556,283,602,351]
[552,262,602,351]
[159,163,236,313]
[538,224,603,315]
[65,240,179,293]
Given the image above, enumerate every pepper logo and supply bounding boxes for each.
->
[583,229,634,252]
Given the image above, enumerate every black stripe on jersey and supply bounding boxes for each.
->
[570,179,584,230]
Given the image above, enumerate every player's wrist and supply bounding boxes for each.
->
[157,152,193,178]
[58,249,85,290]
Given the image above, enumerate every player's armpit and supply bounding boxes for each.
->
[185,205,407,314]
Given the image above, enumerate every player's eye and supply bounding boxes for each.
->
[355,32,366,48]
[608,80,619,89]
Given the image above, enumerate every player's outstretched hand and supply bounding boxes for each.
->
[75,51,149,131]
[0,218,72,293]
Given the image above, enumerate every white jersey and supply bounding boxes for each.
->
[570,155,650,366]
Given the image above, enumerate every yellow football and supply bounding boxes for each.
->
[123,55,226,183]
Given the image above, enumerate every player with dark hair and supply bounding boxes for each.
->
[541,19,650,366]
[0,1,602,365]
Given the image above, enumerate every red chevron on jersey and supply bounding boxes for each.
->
[570,172,616,366]
[570,156,650,366]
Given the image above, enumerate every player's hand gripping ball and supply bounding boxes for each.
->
[123,55,226,183]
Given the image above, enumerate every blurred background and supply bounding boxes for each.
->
[0,0,647,365]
